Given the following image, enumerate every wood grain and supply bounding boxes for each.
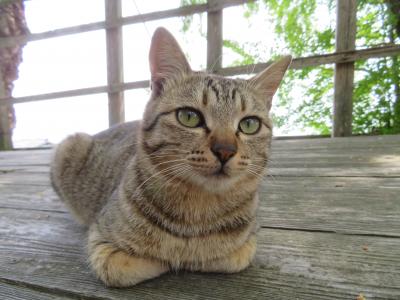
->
[0,208,399,299]
[0,135,399,298]
[0,281,76,300]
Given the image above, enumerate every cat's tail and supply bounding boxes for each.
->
[50,133,97,226]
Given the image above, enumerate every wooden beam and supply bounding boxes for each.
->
[217,45,400,76]
[1,45,399,106]
[207,0,223,72]
[105,0,124,126]
[0,81,149,106]
[333,0,357,137]
[0,0,253,49]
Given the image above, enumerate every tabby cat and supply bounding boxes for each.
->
[50,27,291,287]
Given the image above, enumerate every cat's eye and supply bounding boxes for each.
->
[177,108,202,128]
[239,117,261,135]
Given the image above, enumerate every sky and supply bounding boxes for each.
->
[11,0,332,148]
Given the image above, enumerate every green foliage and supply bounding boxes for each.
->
[180,0,400,135]
[223,40,256,65]
[180,0,206,33]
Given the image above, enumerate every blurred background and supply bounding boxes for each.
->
[0,0,399,149]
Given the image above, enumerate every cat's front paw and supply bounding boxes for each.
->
[88,225,168,287]
[201,235,257,273]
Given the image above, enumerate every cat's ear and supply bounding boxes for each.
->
[149,27,192,96]
[249,55,292,109]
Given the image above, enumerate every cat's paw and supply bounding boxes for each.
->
[88,226,168,287]
[201,235,257,273]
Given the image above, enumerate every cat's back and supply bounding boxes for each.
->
[51,120,141,225]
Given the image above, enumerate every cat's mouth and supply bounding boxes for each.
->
[211,167,229,178]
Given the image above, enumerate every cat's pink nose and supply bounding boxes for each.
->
[211,142,237,165]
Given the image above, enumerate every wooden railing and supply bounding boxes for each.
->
[0,0,399,149]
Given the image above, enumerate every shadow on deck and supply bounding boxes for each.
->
[0,135,399,299]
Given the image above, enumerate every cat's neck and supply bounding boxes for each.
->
[122,157,259,238]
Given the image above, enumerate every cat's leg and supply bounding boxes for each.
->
[50,133,94,225]
[200,235,257,273]
[88,224,168,287]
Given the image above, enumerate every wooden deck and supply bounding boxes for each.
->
[1,135,399,299]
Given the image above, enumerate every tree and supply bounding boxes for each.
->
[0,0,29,150]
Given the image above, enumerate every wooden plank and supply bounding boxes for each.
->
[0,0,253,49]
[0,281,76,300]
[1,152,399,180]
[0,184,66,212]
[333,0,357,137]
[0,149,52,165]
[0,208,399,299]
[207,0,223,72]
[106,0,125,126]
[1,175,399,237]
[1,173,399,235]
[258,176,400,237]
[0,172,50,186]
[271,134,400,150]
[1,45,400,106]
[0,135,399,181]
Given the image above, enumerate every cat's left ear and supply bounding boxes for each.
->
[149,27,192,96]
[249,55,292,109]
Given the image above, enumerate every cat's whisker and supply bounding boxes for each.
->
[140,161,191,191]
[139,165,192,201]
[250,158,269,163]
[246,169,264,181]
[151,158,188,168]
[153,166,192,195]
[134,163,188,197]
[265,173,277,183]
[251,157,267,161]
[247,164,266,171]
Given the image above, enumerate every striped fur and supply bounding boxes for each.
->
[50,27,291,287]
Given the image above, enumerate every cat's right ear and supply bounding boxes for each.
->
[149,27,191,96]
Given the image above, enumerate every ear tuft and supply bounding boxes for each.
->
[149,27,191,96]
[249,55,292,109]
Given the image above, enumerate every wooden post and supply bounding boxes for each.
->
[105,0,124,127]
[0,78,13,150]
[207,0,223,72]
[333,0,357,137]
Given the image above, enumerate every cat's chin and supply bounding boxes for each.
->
[187,171,243,193]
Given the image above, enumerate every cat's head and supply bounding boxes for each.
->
[139,27,291,193]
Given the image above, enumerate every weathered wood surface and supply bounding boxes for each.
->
[0,135,399,299]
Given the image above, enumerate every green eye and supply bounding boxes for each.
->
[177,108,202,128]
[239,117,261,134]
